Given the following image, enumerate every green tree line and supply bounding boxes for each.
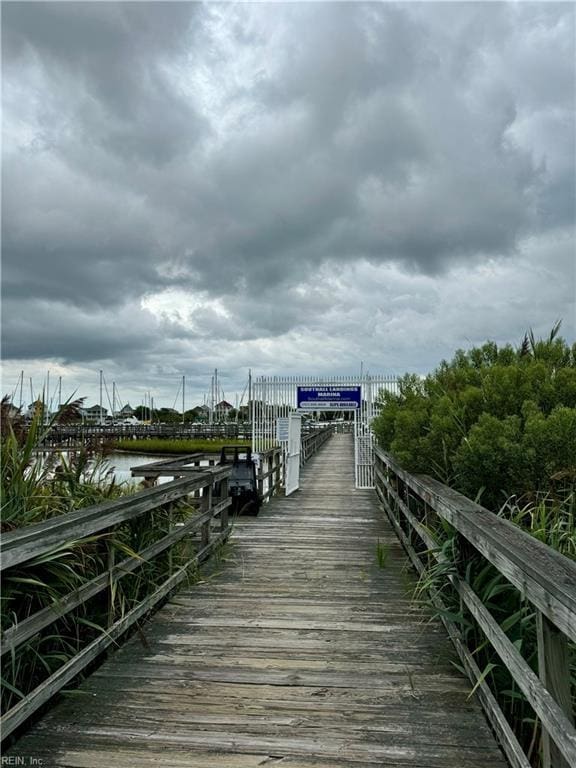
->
[373,323,576,513]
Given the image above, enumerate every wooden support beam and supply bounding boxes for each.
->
[537,611,575,768]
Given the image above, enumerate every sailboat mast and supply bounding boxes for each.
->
[182,375,185,425]
[248,369,252,425]
[99,370,103,425]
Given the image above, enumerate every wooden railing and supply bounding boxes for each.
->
[255,448,283,502]
[374,446,576,768]
[128,448,284,503]
[300,426,334,465]
[40,423,253,446]
[0,466,231,741]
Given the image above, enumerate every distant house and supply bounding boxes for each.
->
[81,405,108,423]
[111,403,139,424]
[187,404,210,421]
[215,400,234,421]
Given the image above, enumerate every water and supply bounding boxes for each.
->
[105,452,217,485]
[105,452,172,485]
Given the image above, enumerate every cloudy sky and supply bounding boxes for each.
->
[2,1,575,410]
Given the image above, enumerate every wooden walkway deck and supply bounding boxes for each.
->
[13,434,507,767]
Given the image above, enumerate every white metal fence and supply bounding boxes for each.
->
[251,375,399,488]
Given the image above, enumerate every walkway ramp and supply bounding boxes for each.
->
[13,434,506,767]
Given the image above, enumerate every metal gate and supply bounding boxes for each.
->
[285,413,301,495]
[251,374,398,489]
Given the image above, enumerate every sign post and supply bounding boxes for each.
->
[285,413,301,495]
[276,417,290,444]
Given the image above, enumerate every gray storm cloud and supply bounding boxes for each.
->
[1,2,574,403]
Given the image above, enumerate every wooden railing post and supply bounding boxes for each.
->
[257,461,264,500]
[166,501,174,576]
[107,540,115,627]
[201,480,212,549]
[537,611,574,768]
[275,449,282,495]
[373,445,576,768]
[219,474,229,535]
[267,453,273,499]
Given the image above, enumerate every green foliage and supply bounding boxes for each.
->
[376,539,389,569]
[373,326,576,516]
[1,397,124,529]
[0,397,203,720]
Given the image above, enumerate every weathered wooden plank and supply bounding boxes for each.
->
[8,742,501,768]
[21,727,504,767]
[537,611,575,768]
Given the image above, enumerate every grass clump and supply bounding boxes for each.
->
[376,539,389,569]
[112,438,251,454]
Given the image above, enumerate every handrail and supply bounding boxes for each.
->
[374,446,576,768]
[300,426,333,465]
[0,466,231,740]
[257,447,283,502]
[128,449,284,504]
[1,467,230,571]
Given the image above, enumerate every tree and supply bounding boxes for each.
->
[372,326,576,510]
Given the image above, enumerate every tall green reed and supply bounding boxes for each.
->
[0,397,202,723]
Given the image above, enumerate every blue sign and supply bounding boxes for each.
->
[297,386,362,410]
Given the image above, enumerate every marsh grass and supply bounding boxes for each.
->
[112,438,251,454]
[498,491,575,561]
[0,398,205,723]
[376,539,389,568]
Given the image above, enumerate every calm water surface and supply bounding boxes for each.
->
[105,452,171,485]
[105,452,215,486]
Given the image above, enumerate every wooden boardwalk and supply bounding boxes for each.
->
[13,434,507,767]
